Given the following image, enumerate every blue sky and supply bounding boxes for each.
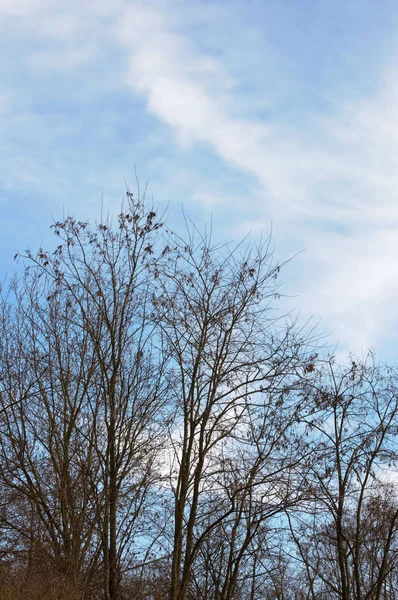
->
[1,0,398,358]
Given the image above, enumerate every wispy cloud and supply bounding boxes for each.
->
[114,1,398,353]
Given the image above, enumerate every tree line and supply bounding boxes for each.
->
[0,191,397,600]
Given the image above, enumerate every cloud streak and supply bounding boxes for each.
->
[115,2,398,353]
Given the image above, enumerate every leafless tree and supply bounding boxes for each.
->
[288,354,398,600]
[2,190,397,600]
[0,191,169,599]
[153,223,317,600]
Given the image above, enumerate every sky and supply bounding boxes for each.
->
[1,0,398,360]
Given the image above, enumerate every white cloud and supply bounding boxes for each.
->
[0,0,48,17]
[115,2,398,353]
[117,6,272,169]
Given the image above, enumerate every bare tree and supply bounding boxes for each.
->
[154,223,316,600]
[3,189,398,600]
[288,354,398,600]
[0,192,169,599]
[0,270,102,598]
[187,372,314,600]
